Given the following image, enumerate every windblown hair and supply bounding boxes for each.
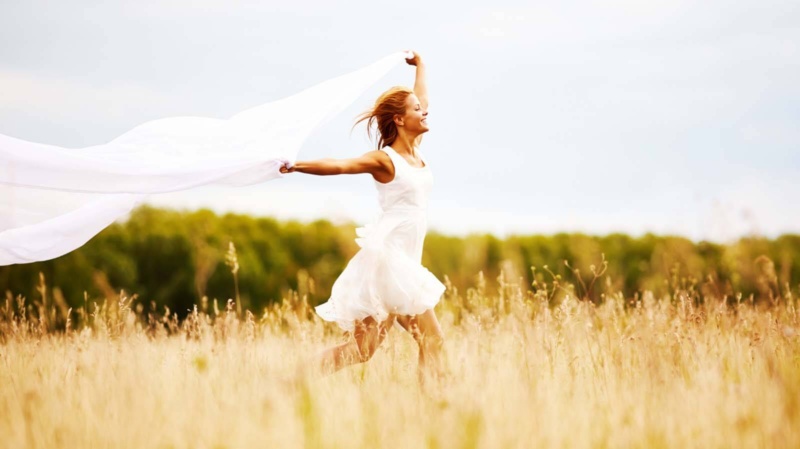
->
[354,86,414,149]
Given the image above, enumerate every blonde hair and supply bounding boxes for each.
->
[354,86,414,149]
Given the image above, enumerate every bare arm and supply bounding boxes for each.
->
[406,51,428,110]
[280,150,394,183]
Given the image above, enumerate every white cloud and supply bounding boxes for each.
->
[0,69,176,140]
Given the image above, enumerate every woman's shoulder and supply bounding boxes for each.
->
[378,145,401,161]
[369,148,393,161]
[364,149,394,172]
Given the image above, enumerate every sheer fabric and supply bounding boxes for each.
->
[0,52,409,265]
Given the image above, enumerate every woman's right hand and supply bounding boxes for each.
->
[279,160,295,174]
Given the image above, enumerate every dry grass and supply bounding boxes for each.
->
[1,270,800,449]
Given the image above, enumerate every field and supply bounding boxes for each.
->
[2,272,800,449]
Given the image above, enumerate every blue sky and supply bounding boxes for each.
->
[1,0,798,242]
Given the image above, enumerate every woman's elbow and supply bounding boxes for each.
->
[315,160,345,176]
[329,163,347,175]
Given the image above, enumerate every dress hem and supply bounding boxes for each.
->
[315,285,445,332]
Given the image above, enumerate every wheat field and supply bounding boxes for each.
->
[1,271,799,449]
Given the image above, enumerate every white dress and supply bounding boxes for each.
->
[315,146,445,331]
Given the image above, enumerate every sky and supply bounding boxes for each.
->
[1,0,798,242]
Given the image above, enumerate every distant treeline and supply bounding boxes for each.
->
[2,206,798,315]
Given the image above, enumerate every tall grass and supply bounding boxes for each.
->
[1,263,799,449]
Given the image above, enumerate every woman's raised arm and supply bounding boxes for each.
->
[406,51,428,110]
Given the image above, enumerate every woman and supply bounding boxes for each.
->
[280,52,445,381]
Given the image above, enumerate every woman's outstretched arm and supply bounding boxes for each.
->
[406,51,428,110]
[280,150,394,183]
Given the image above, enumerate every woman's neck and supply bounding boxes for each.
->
[391,133,418,156]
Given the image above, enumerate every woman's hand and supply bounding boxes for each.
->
[405,51,423,67]
[279,162,295,174]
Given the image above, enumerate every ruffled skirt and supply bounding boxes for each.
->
[315,210,445,332]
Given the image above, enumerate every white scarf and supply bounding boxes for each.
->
[0,52,408,265]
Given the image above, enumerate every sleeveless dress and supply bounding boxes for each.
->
[315,146,446,331]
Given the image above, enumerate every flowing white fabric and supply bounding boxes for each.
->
[315,146,445,331]
[0,52,409,265]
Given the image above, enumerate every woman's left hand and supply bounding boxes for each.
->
[405,51,422,66]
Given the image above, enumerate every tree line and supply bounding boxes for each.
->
[2,206,798,315]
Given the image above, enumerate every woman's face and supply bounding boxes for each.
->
[400,93,429,134]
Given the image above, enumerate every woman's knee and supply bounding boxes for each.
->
[420,326,444,350]
[353,316,394,363]
[355,344,375,363]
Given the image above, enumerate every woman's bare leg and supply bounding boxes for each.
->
[315,315,396,376]
[397,309,444,383]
